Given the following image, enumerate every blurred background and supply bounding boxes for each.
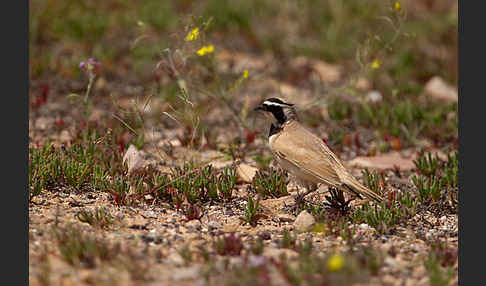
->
[29,0,458,158]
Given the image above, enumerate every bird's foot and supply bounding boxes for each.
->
[323,187,353,216]
[293,187,317,209]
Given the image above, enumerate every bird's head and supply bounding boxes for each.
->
[254,97,297,124]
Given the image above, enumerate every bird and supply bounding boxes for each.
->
[254,97,383,203]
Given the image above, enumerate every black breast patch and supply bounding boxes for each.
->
[269,123,282,137]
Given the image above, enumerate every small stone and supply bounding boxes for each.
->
[424,76,458,103]
[126,216,149,230]
[237,163,259,183]
[123,145,146,176]
[425,230,436,241]
[384,257,397,269]
[312,60,342,83]
[257,230,272,240]
[359,223,372,231]
[278,214,296,223]
[34,117,54,130]
[186,220,202,232]
[208,221,222,231]
[144,194,154,200]
[366,90,383,103]
[293,211,316,232]
[347,151,416,171]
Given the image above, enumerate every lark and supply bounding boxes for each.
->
[255,97,383,203]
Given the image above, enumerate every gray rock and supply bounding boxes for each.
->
[293,210,316,232]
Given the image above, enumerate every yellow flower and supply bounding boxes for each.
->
[312,223,328,234]
[371,59,381,69]
[197,45,214,56]
[394,1,401,12]
[327,254,344,272]
[243,69,249,79]
[185,28,199,42]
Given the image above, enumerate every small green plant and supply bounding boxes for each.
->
[163,164,238,205]
[441,151,458,188]
[215,165,238,201]
[409,150,459,212]
[250,238,265,255]
[253,155,273,169]
[36,248,51,286]
[170,164,205,205]
[182,203,204,221]
[397,190,419,218]
[413,150,440,177]
[213,233,244,256]
[339,221,356,244]
[243,195,261,227]
[29,127,129,200]
[424,253,455,286]
[251,169,288,198]
[328,97,353,121]
[107,176,131,206]
[355,247,383,276]
[362,169,384,195]
[117,247,152,282]
[268,247,376,285]
[326,93,457,149]
[178,244,193,265]
[351,201,401,234]
[53,225,120,268]
[412,174,441,203]
[68,58,101,120]
[279,230,297,250]
[217,256,270,286]
[76,207,114,229]
[296,238,314,256]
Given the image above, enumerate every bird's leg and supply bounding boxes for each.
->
[294,183,318,206]
[301,183,318,198]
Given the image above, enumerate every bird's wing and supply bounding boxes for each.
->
[271,121,344,187]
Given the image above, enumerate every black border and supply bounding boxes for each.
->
[3,0,28,285]
[458,1,479,285]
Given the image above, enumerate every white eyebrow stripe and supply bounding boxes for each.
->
[263,101,290,107]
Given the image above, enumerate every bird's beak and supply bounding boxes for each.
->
[254,104,265,112]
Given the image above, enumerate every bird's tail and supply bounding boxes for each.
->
[343,178,383,203]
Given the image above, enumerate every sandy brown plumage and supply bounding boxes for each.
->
[256,98,383,203]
